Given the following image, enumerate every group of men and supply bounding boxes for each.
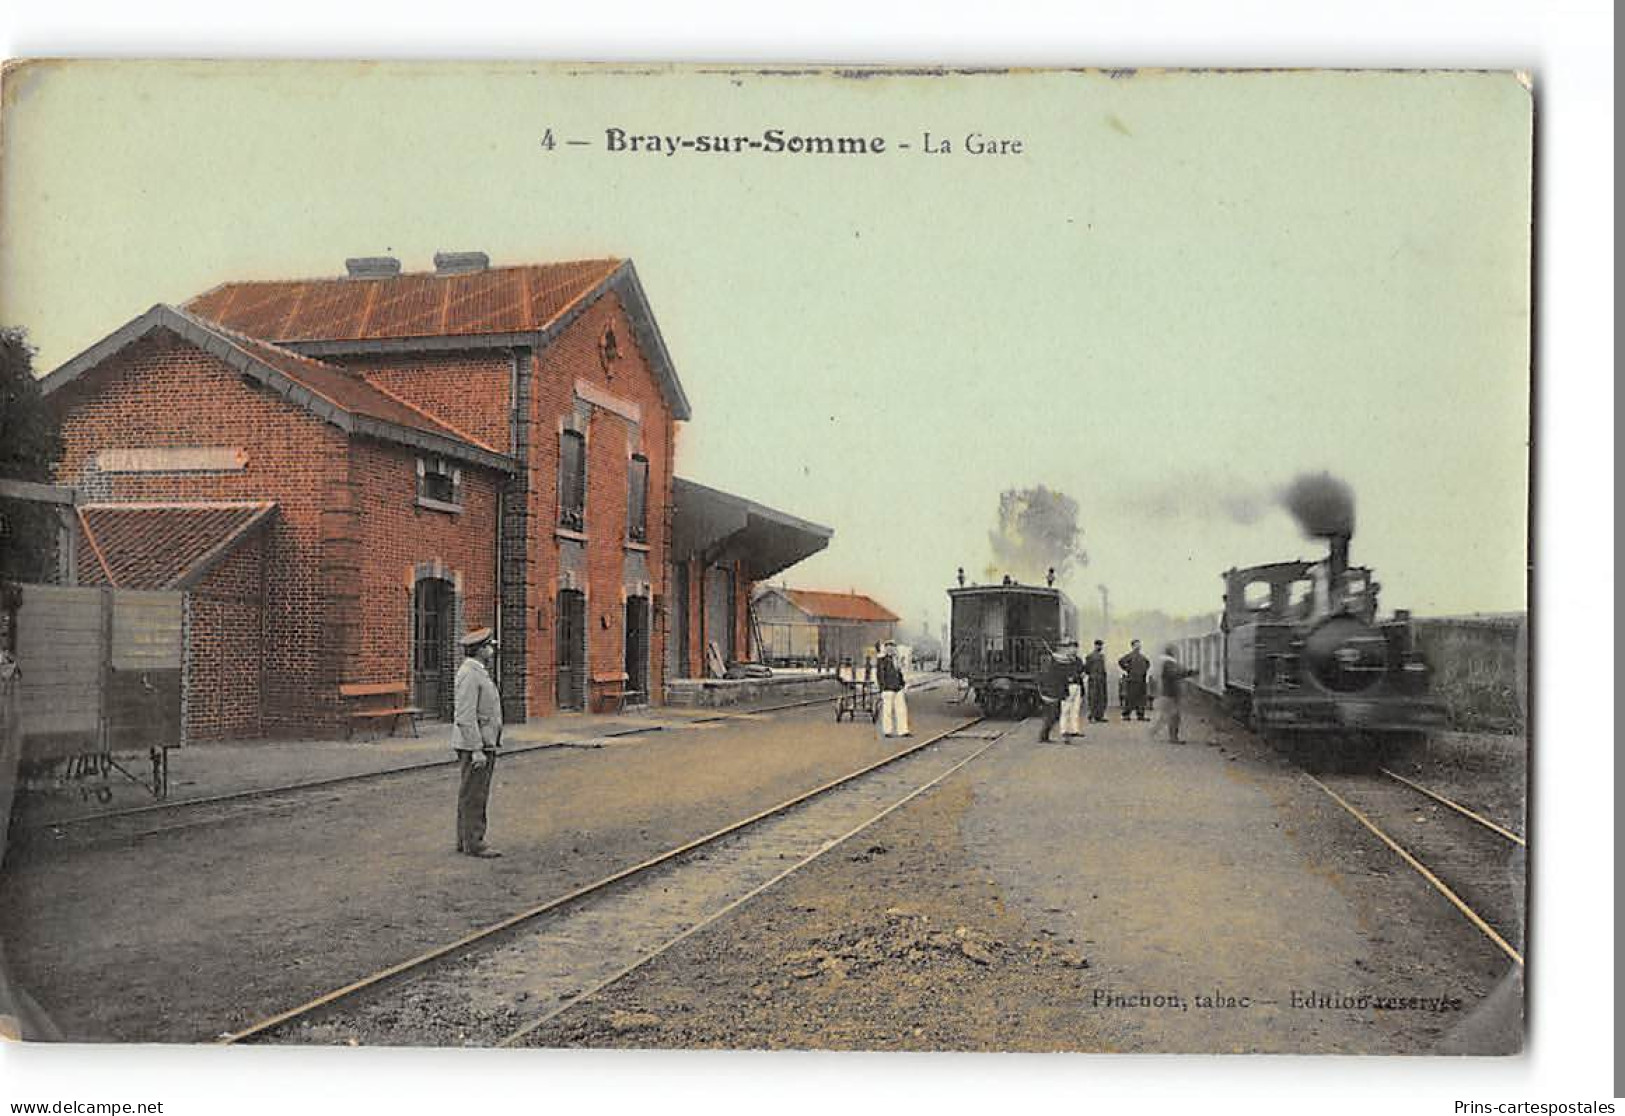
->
[1037,637,1197,745]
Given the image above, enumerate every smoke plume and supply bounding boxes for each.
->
[1118,470,1356,539]
[984,485,1088,585]
[1123,473,1275,526]
[1282,471,1355,539]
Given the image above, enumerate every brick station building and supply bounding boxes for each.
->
[42,254,702,738]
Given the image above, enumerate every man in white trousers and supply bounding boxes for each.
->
[1057,639,1086,738]
[876,639,911,738]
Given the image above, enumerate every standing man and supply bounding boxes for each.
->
[1058,639,1085,739]
[1149,643,1198,744]
[1037,642,1077,743]
[876,639,911,738]
[1083,639,1110,723]
[1118,639,1151,721]
[453,628,503,857]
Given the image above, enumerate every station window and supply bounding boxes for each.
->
[559,430,587,532]
[416,457,462,511]
[627,454,649,543]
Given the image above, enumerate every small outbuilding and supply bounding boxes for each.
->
[751,587,899,668]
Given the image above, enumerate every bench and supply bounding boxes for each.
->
[339,682,423,739]
[590,672,646,714]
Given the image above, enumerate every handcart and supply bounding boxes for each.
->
[834,661,880,724]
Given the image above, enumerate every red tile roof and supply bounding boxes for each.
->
[40,305,512,470]
[185,260,624,344]
[77,502,276,590]
[221,327,499,453]
[780,589,899,624]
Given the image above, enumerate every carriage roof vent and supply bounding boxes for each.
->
[434,251,490,276]
[345,256,402,278]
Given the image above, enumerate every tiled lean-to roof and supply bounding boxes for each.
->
[76,501,277,590]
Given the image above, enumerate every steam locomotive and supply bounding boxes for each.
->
[948,570,1077,717]
[1175,532,1448,751]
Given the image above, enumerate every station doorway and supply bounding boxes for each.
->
[412,576,454,719]
[556,589,586,711]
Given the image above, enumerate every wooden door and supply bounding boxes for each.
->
[556,590,586,711]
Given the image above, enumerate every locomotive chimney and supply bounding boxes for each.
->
[1328,534,1350,580]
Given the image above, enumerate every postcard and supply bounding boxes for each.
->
[0,62,1531,1059]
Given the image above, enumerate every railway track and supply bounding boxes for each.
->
[221,714,1011,1047]
[1305,767,1525,967]
[17,685,949,854]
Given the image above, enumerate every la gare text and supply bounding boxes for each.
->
[600,128,1024,157]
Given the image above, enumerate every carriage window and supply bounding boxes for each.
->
[1289,579,1314,613]
[1243,581,1273,610]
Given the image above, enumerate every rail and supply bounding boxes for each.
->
[220,707,989,1044]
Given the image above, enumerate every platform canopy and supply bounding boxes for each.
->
[671,477,832,582]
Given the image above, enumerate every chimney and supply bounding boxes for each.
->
[1328,535,1350,581]
[345,256,401,278]
[434,251,490,276]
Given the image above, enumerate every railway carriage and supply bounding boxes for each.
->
[948,574,1076,717]
[1175,535,1448,758]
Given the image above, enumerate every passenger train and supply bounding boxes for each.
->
[947,569,1076,718]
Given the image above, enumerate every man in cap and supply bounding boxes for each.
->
[1083,639,1110,723]
[876,639,911,737]
[453,628,503,857]
[1118,638,1151,721]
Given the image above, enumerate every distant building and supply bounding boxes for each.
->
[752,587,899,667]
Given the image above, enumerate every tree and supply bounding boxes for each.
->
[985,485,1088,586]
[0,327,66,582]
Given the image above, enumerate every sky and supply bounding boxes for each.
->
[0,64,1532,635]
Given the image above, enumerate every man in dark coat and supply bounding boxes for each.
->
[1083,639,1109,722]
[1118,638,1150,721]
[1149,644,1198,743]
[876,639,910,737]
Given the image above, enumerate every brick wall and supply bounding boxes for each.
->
[346,438,500,704]
[525,294,676,716]
[186,527,267,740]
[52,330,347,736]
[338,351,514,453]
